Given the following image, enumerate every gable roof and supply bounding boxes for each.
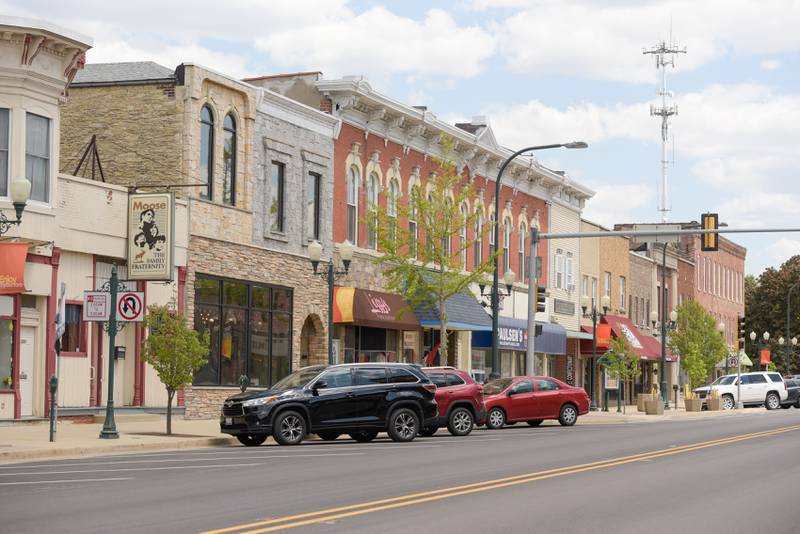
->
[72,61,175,87]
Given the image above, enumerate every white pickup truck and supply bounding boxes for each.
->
[693,372,788,410]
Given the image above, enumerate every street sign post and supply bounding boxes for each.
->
[83,291,111,321]
[116,292,145,322]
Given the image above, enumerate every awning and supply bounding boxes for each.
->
[413,291,492,331]
[333,287,420,330]
[598,315,675,362]
[471,317,567,355]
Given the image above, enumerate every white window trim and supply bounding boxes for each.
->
[24,110,55,208]
[0,106,9,199]
[346,166,359,244]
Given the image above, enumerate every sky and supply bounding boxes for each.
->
[7,0,799,275]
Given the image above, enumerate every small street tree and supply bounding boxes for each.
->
[142,305,210,435]
[681,341,708,393]
[668,300,726,386]
[602,335,641,413]
[369,138,497,361]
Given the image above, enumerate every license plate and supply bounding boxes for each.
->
[225,417,232,425]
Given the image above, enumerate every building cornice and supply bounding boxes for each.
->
[257,88,341,139]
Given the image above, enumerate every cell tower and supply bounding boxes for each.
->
[643,37,686,223]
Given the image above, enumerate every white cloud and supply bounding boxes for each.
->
[760,58,782,70]
[492,0,800,83]
[716,192,800,229]
[766,238,800,265]
[582,183,655,229]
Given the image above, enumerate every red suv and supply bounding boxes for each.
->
[420,367,487,436]
[483,376,589,428]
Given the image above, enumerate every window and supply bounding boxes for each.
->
[0,108,8,197]
[270,161,285,232]
[347,166,358,243]
[318,367,353,388]
[389,367,419,383]
[511,380,534,394]
[696,255,701,291]
[408,185,418,256]
[199,105,214,200]
[222,114,236,205]
[474,212,483,268]
[592,277,598,304]
[619,276,626,310]
[367,173,379,249]
[443,199,453,259]
[460,204,469,268]
[604,272,611,297]
[535,378,560,391]
[566,255,574,291]
[446,373,465,386]
[60,304,85,354]
[427,373,449,387]
[26,113,50,202]
[387,180,399,243]
[194,276,293,387]
[488,213,496,256]
[767,373,783,383]
[555,253,564,289]
[503,218,511,275]
[582,275,589,297]
[518,225,526,281]
[306,172,321,240]
[355,368,388,385]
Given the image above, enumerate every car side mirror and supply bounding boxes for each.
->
[312,379,327,393]
[507,389,516,397]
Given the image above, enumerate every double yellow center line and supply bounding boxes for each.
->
[203,424,800,534]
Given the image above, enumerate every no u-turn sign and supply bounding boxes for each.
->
[116,292,145,322]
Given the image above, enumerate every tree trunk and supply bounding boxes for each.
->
[438,297,448,366]
[166,389,174,435]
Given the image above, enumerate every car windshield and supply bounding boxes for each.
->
[484,378,513,395]
[271,367,324,391]
[711,376,737,386]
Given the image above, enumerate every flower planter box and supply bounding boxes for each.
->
[637,394,650,412]
[706,397,722,411]
[685,398,703,412]
[645,399,664,415]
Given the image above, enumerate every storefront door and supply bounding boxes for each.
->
[19,326,34,417]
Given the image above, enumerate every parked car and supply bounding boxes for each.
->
[419,367,487,436]
[220,363,438,446]
[694,371,788,410]
[780,378,800,409]
[483,376,590,428]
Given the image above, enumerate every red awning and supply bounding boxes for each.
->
[601,315,675,362]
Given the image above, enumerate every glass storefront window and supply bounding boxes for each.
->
[0,319,12,388]
[220,308,246,385]
[248,311,269,387]
[342,325,400,364]
[271,313,291,385]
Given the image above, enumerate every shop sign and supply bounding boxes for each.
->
[498,325,526,351]
[553,298,575,316]
[596,324,612,348]
[127,192,175,281]
[403,331,418,349]
[0,243,27,294]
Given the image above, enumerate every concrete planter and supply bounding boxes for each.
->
[645,399,664,415]
[706,397,722,411]
[637,394,650,412]
[685,398,703,412]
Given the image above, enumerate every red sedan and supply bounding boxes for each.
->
[483,376,590,428]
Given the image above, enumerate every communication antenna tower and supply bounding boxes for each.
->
[643,36,686,222]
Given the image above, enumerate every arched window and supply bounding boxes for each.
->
[199,105,214,200]
[222,113,236,205]
[488,212,496,257]
[503,218,512,275]
[346,166,358,243]
[442,198,453,259]
[518,224,526,281]
[367,172,379,249]
[460,203,469,268]
[408,185,419,256]
[387,179,398,242]
[474,211,483,269]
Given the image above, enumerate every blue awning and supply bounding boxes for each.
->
[472,318,567,355]
[413,292,492,331]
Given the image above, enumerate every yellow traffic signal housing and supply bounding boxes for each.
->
[701,212,719,252]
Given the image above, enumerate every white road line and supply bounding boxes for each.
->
[0,452,365,470]
[0,477,134,486]
[0,462,266,477]
[76,444,444,460]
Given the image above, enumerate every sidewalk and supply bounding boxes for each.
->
[0,406,773,464]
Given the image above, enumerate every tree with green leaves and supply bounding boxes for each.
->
[602,335,641,413]
[142,305,210,435]
[668,300,727,386]
[369,138,497,361]
[681,341,708,393]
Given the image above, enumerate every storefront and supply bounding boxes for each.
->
[333,287,420,364]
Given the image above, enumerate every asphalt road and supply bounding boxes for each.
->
[2,410,799,534]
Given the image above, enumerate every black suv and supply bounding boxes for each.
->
[220,363,438,446]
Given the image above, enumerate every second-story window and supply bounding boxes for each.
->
[604,271,611,297]
[460,203,468,268]
[347,166,358,243]
[566,254,574,291]
[555,252,564,289]
[367,172,379,250]
[199,105,214,200]
[222,114,236,205]
[0,108,8,196]
[518,224,526,281]
[473,212,483,269]
[408,185,418,256]
[503,218,511,275]
[442,199,453,259]
[26,112,50,202]
[270,161,285,232]
[619,276,626,310]
[489,213,496,257]
[306,171,320,240]
[387,179,398,243]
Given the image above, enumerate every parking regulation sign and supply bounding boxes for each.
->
[83,291,111,321]
[116,292,145,322]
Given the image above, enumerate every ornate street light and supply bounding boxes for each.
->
[309,240,354,365]
[0,177,32,236]
[718,321,729,373]
[581,293,610,411]
[479,270,516,307]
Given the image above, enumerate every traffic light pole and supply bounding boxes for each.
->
[526,228,539,375]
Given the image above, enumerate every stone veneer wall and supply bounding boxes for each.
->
[184,235,328,419]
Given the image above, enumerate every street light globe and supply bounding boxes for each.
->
[779,337,785,346]
[650,311,659,324]
[10,177,32,204]
[308,240,322,263]
[669,310,678,323]
[763,331,770,341]
[503,270,516,287]
[793,337,798,346]
[600,294,611,311]
[339,240,355,262]
[580,295,590,310]
[750,331,757,341]
[717,321,725,333]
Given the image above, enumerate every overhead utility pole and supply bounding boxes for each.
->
[644,37,686,223]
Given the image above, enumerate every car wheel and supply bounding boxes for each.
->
[722,394,735,410]
[419,426,438,437]
[527,420,543,427]
[486,407,505,429]
[317,431,341,441]
[765,392,780,410]
[236,434,267,447]
[447,407,474,437]
[387,408,419,443]
[558,404,578,427]
[272,411,306,446]
[349,431,379,443]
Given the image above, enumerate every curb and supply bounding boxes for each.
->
[0,435,238,464]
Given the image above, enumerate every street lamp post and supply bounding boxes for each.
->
[490,142,587,379]
[718,321,727,374]
[651,308,677,408]
[308,240,354,365]
[581,294,610,411]
[0,177,32,236]
[750,331,770,371]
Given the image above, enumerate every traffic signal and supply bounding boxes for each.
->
[737,316,746,350]
[701,212,719,252]
[535,285,547,313]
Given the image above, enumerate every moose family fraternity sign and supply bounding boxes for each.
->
[127,192,175,281]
